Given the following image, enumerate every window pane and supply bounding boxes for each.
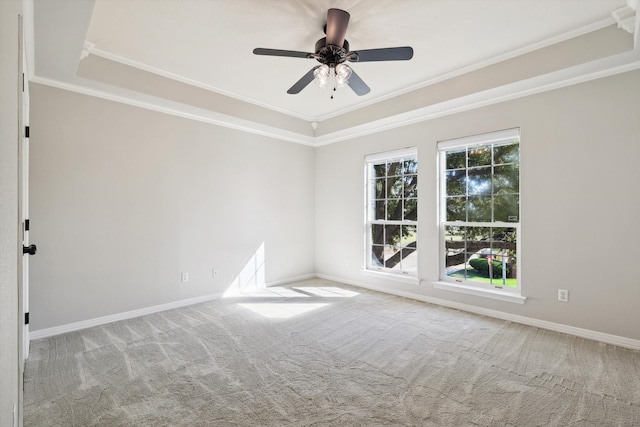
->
[446,196,466,221]
[465,225,495,284]
[494,143,519,165]
[467,252,505,284]
[468,145,491,167]
[387,176,403,198]
[384,245,401,271]
[468,167,492,195]
[371,246,384,267]
[493,165,519,194]
[491,227,517,287]
[401,225,417,247]
[371,224,384,246]
[446,170,466,196]
[374,163,386,178]
[374,178,385,199]
[401,247,418,274]
[466,226,491,266]
[387,199,402,220]
[403,159,418,175]
[446,251,473,281]
[404,198,417,220]
[387,161,403,176]
[492,227,516,250]
[403,175,417,198]
[468,196,491,222]
[446,150,466,170]
[467,226,491,244]
[494,195,519,222]
[384,224,401,246]
[444,225,465,274]
[374,200,386,220]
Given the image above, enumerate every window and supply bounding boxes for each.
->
[438,129,520,293]
[365,148,418,277]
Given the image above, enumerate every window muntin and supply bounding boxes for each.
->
[366,149,418,276]
[439,130,520,290]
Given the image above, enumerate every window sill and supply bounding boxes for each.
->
[433,281,526,304]
[362,269,420,285]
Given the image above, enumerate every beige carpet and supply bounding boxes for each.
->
[24,278,640,426]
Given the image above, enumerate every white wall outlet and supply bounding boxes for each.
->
[558,289,569,302]
[181,272,188,282]
[344,258,350,267]
[212,269,219,278]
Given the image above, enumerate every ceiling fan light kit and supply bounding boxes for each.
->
[253,8,413,97]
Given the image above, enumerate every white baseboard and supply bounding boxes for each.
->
[29,291,224,340]
[266,273,316,287]
[30,272,640,351]
[29,273,317,340]
[315,273,640,351]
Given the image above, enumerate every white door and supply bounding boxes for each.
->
[18,14,32,363]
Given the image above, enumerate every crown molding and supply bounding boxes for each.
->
[84,43,317,122]
[612,0,639,47]
[30,76,316,147]
[83,16,619,126]
[31,43,639,149]
[314,49,640,146]
[30,11,640,149]
[312,16,619,122]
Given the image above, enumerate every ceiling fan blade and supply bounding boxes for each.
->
[349,47,414,62]
[347,69,370,96]
[287,66,320,94]
[253,48,313,59]
[326,8,350,47]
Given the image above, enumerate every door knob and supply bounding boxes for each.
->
[23,244,37,255]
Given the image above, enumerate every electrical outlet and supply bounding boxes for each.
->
[558,289,568,302]
[181,272,188,282]
[212,269,219,278]
[344,258,350,267]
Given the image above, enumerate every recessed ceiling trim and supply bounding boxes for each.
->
[30,76,316,147]
[83,16,619,126]
[313,16,619,122]
[84,43,317,123]
[313,49,640,147]
[30,44,639,149]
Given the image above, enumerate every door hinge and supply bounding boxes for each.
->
[25,312,29,325]
[25,219,29,231]
[22,73,25,92]
[25,126,29,138]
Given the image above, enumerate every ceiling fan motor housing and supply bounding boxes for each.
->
[315,37,350,66]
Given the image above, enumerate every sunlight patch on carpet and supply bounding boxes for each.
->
[238,303,329,319]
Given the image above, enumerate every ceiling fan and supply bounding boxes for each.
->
[253,8,414,97]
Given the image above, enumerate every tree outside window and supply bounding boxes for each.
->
[439,130,520,289]
[366,148,418,276]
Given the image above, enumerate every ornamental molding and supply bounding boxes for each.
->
[612,0,639,47]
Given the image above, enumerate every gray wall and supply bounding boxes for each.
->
[315,71,640,340]
[28,71,640,342]
[29,84,316,331]
[0,0,22,423]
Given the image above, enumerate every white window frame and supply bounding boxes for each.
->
[365,147,418,279]
[435,129,525,304]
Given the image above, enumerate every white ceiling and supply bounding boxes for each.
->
[31,0,637,142]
